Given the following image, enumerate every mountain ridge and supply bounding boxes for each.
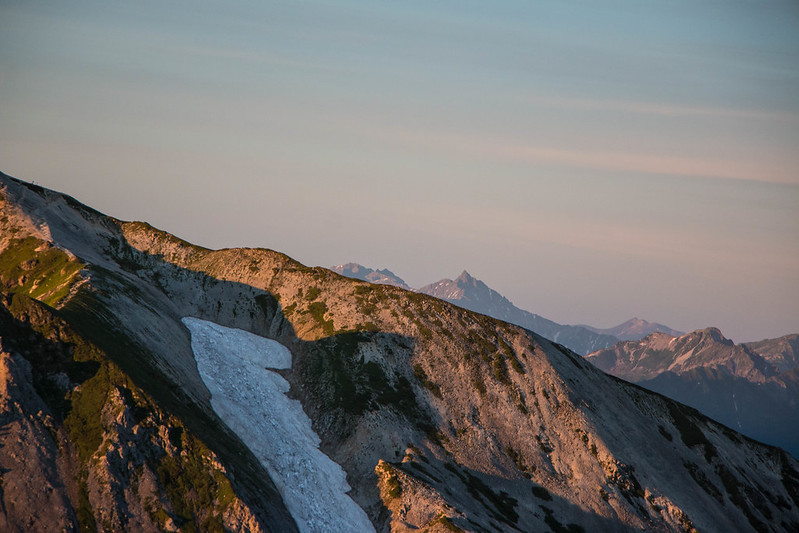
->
[579,317,683,341]
[2,171,799,532]
[332,263,685,355]
[586,327,776,383]
[586,327,799,458]
[745,334,799,373]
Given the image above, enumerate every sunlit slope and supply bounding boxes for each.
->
[2,171,798,532]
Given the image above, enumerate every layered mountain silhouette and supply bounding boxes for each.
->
[2,171,799,532]
[586,328,799,458]
[330,263,411,290]
[418,271,619,355]
[580,317,683,341]
[332,264,799,461]
[331,264,678,356]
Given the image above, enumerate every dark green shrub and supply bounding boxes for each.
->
[307,302,334,335]
[305,286,321,301]
[536,435,554,454]
[413,364,442,399]
[354,285,372,296]
[492,358,511,386]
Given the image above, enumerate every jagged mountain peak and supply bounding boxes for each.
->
[419,272,517,324]
[588,326,772,382]
[692,326,724,338]
[419,272,618,355]
[586,325,799,457]
[427,270,502,297]
[455,270,476,283]
[687,327,734,347]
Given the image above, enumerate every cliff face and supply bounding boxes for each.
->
[2,172,799,532]
[0,332,75,532]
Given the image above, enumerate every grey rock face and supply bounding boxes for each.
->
[0,348,77,532]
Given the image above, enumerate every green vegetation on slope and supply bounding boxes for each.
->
[0,237,83,306]
[0,291,252,532]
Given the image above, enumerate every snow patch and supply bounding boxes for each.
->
[182,317,375,533]
[183,317,292,369]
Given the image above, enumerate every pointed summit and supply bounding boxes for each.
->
[456,270,474,282]
[454,270,482,289]
[420,271,618,355]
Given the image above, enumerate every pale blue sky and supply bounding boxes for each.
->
[1,0,797,341]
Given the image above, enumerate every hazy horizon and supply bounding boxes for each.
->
[1,1,797,343]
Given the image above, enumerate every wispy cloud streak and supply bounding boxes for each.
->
[538,95,799,123]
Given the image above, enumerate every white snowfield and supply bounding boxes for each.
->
[181,317,375,533]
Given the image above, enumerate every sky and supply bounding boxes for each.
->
[1,0,797,342]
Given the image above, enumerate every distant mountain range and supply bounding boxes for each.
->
[586,328,799,458]
[330,263,412,290]
[417,271,619,355]
[330,263,678,355]
[579,318,683,341]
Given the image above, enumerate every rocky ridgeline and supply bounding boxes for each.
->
[2,172,799,532]
[587,329,799,460]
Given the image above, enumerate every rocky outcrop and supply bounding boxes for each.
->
[0,346,76,532]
